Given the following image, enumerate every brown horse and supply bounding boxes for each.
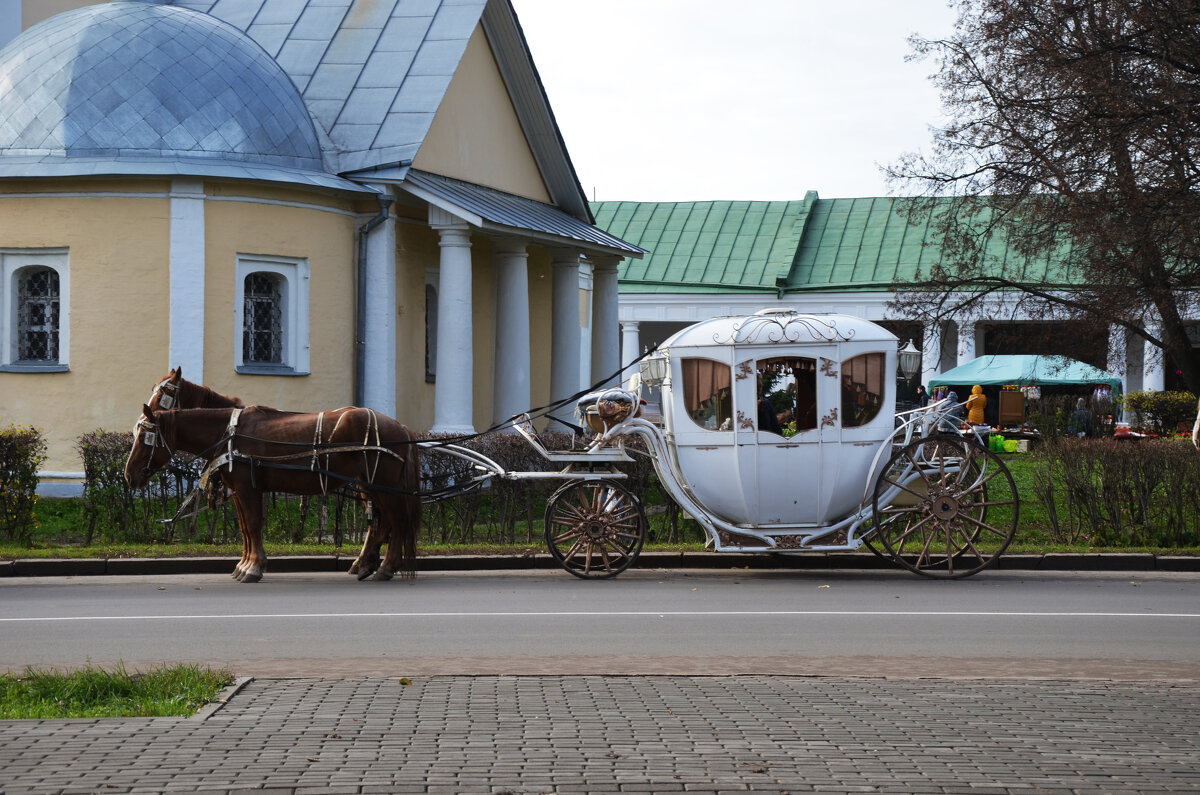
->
[136,368,393,580]
[124,404,421,583]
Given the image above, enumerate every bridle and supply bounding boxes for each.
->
[132,412,176,483]
[149,377,180,410]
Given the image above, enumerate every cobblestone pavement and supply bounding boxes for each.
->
[1,675,1198,794]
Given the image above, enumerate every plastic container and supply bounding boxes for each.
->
[1003,440,1018,453]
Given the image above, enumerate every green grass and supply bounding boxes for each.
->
[0,663,234,719]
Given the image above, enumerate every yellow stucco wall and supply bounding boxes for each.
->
[202,183,359,413]
[0,179,171,473]
[527,248,554,415]
[394,219,433,429]
[0,179,364,474]
[413,25,552,203]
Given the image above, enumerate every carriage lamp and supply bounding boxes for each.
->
[640,353,669,386]
[898,339,921,383]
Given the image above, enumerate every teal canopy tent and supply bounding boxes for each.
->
[929,355,1121,392]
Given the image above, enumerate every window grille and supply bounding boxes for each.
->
[243,272,283,364]
[17,267,59,362]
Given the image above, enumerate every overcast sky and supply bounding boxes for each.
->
[508,0,958,202]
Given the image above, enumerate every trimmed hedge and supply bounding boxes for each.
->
[0,424,46,546]
[1030,437,1200,547]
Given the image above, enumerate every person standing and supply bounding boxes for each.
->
[916,385,930,407]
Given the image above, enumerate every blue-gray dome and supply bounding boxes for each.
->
[0,2,365,192]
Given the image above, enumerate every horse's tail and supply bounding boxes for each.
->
[400,428,421,574]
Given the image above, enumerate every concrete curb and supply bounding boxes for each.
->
[1,551,1197,576]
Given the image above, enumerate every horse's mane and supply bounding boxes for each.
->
[188,380,246,409]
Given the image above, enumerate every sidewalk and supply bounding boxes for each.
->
[2,550,1199,577]
[2,674,1199,794]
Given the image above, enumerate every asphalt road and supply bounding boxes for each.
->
[3,568,1198,680]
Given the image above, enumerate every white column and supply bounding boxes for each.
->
[1107,325,1128,395]
[957,320,976,366]
[550,251,582,429]
[921,321,943,385]
[578,259,594,391]
[590,257,621,388]
[492,241,530,428]
[1143,321,1165,392]
[431,222,475,434]
[621,321,641,376]
[361,194,396,417]
[169,178,205,381]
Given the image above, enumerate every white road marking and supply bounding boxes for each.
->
[1,610,1199,622]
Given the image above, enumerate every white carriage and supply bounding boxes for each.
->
[450,309,1019,579]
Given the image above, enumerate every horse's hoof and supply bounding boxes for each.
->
[356,567,375,581]
[347,561,361,575]
[241,570,262,583]
[371,567,394,581]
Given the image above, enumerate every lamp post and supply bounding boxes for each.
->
[898,339,921,384]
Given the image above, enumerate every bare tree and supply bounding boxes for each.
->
[887,0,1200,392]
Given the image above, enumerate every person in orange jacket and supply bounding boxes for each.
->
[967,384,987,425]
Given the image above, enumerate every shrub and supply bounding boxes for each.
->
[0,424,47,545]
[1122,390,1198,436]
[1031,437,1200,547]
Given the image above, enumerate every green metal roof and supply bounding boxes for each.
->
[786,196,1069,292]
[594,194,1070,294]
[591,199,811,294]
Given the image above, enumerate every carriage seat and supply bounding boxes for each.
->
[576,388,644,433]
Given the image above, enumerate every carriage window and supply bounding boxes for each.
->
[757,357,817,437]
[235,255,309,375]
[1,252,69,372]
[842,352,886,427]
[680,358,732,431]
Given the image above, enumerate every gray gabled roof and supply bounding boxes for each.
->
[177,0,593,220]
[402,169,643,256]
[173,1,476,171]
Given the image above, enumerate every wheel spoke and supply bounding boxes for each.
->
[873,434,1017,579]
[545,480,646,579]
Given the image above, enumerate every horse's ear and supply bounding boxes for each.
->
[171,366,181,380]
[143,403,155,418]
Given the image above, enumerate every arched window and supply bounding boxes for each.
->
[243,272,283,364]
[425,281,437,382]
[2,252,68,372]
[757,357,817,436]
[234,255,308,374]
[16,266,59,362]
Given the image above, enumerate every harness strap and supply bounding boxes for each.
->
[312,411,328,494]
[223,408,242,472]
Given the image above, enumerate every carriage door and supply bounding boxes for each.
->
[740,351,832,525]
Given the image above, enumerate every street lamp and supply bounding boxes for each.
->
[898,339,921,384]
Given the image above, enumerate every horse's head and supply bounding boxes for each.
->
[146,367,184,412]
[124,403,174,488]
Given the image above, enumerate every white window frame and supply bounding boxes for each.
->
[1,249,69,372]
[234,254,309,375]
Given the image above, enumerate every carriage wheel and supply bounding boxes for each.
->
[870,433,1018,579]
[544,479,647,579]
